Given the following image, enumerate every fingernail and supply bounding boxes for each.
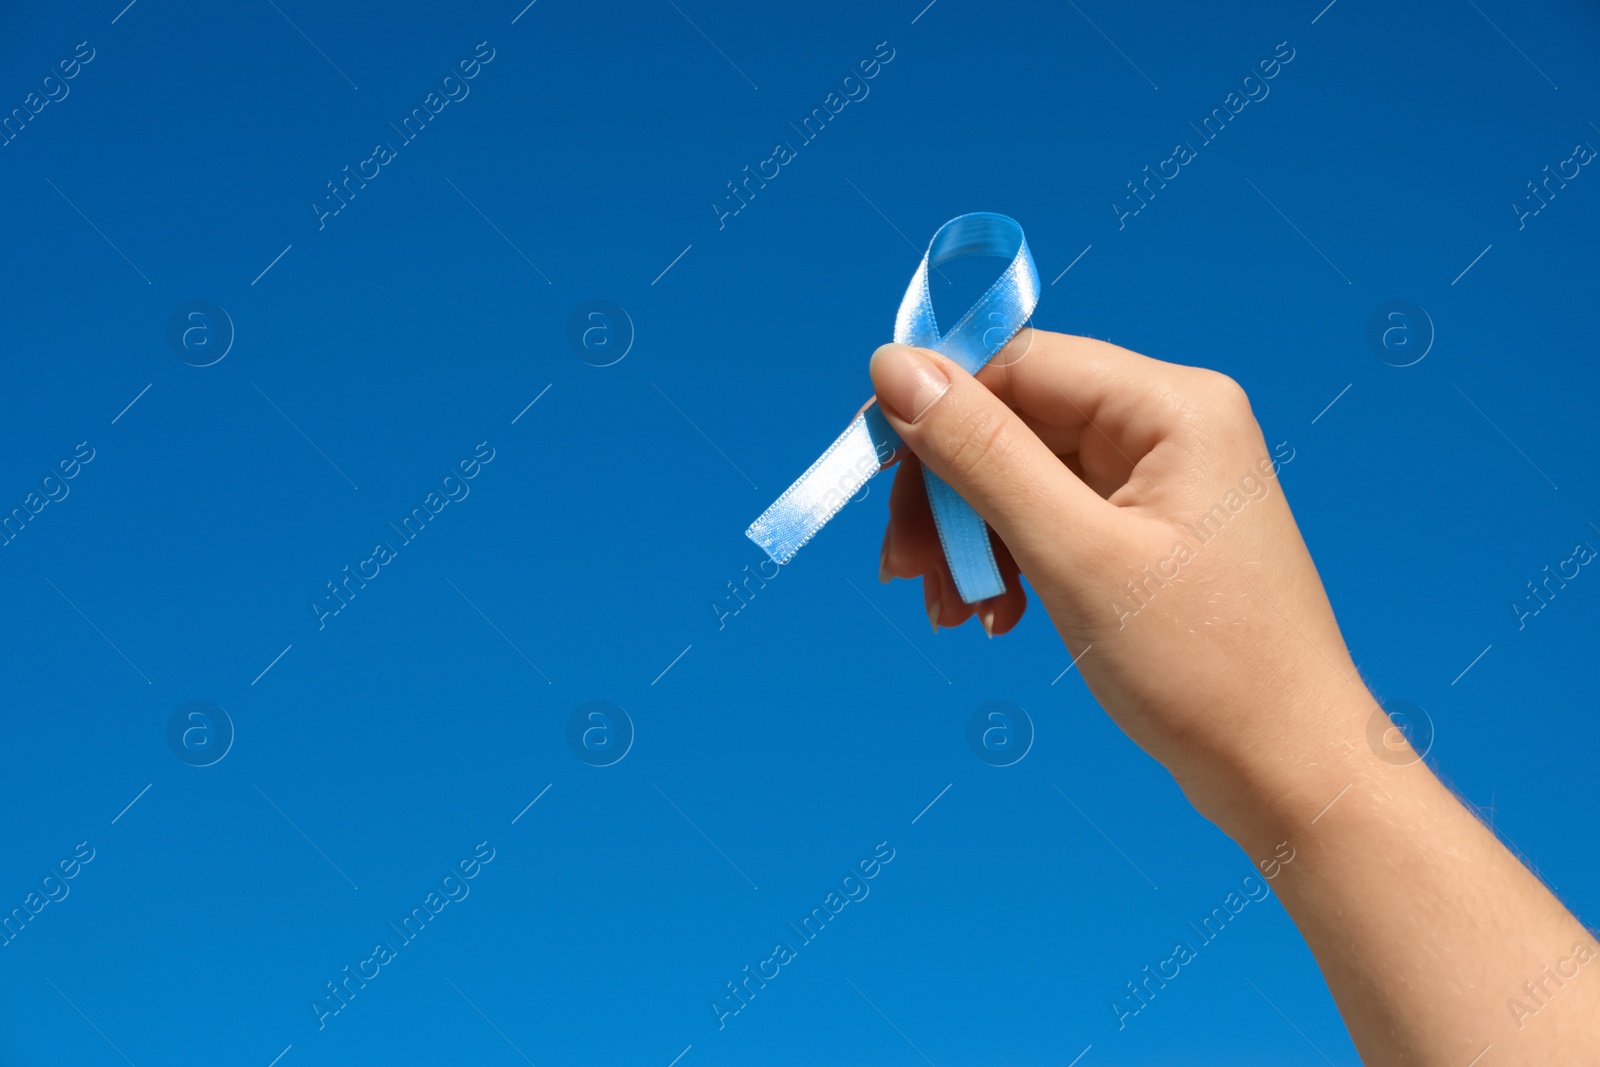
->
[927,592,941,633]
[978,604,996,639]
[871,343,950,424]
[878,540,892,584]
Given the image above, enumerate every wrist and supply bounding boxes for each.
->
[1176,685,1435,859]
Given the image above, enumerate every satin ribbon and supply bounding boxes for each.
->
[746,212,1039,603]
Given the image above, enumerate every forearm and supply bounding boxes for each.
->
[1221,692,1600,1064]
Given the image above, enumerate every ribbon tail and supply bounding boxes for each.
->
[745,404,899,565]
[923,467,1005,603]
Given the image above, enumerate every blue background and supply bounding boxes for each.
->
[2,0,1597,1064]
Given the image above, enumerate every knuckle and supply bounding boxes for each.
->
[1207,372,1254,416]
[1178,370,1255,430]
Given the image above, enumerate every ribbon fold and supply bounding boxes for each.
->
[746,212,1039,604]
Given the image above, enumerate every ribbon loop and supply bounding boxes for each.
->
[746,212,1040,605]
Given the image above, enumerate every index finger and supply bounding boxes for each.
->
[973,329,1208,497]
[977,328,1199,436]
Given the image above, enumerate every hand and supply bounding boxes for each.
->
[870,328,1362,831]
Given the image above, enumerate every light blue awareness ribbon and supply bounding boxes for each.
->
[746,212,1040,604]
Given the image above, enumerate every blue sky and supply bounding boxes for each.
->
[1,1,1597,1064]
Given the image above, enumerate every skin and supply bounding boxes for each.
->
[868,329,1600,1064]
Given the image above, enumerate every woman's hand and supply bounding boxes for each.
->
[870,329,1600,1064]
[871,328,1363,832]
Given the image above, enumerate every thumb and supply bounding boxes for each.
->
[869,342,1113,567]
